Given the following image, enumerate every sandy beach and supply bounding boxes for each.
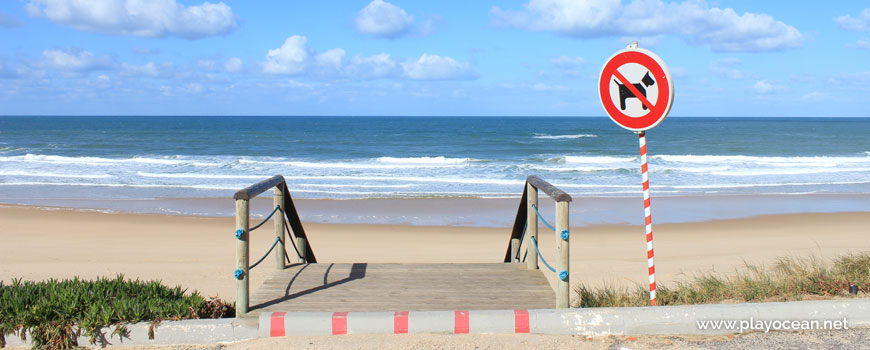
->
[2,203,868,303]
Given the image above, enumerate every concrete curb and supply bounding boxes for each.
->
[4,318,258,347]
[260,299,870,336]
[6,299,869,347]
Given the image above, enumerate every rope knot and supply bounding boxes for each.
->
[560,229,569,240]
[234,229,244,239]
[234,268,244,280]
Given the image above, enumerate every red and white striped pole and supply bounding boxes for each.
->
[638,131,656,306]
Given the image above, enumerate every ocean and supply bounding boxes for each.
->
[1,116,868,224]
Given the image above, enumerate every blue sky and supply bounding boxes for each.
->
[0,0,869,117]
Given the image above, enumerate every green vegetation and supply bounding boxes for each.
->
[577,252,870,308]
[0,275,233,350]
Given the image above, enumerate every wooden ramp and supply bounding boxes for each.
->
[247,263,555,315]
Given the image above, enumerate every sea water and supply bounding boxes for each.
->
[1,116,868,224]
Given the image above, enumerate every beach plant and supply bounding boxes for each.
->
[576,252,870,308]
[0,275,234,350]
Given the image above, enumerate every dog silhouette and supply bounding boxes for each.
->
[614,72,655,111]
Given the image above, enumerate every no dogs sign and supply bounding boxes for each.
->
[598,43,674,306]
[598,46,673,132]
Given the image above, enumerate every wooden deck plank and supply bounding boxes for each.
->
[246,263,555,315]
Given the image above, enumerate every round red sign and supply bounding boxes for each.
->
[598,48,673,132]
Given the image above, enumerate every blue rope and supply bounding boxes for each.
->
[250,205,281,232]
[531,204,556,232]
[530,236,557,273]
[249,236,281,269]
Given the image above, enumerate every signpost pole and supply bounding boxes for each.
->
[599,43,672,307]
[638,131,656,306]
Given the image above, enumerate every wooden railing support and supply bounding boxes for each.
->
[273,184,286,270]
[506,175,572,308]
[526,182,539,270]
[235,199,250,314]
[556,201,570,309]
[233,175,315,315]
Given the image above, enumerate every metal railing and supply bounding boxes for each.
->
[504,175,572,308]
[233,175,316,315]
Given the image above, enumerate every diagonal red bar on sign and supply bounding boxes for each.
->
[612,69,655,111]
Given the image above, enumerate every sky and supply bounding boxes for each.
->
[0,0,869,117]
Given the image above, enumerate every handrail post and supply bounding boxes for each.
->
[273,184,286,270]
[526,182,538,270]
[510,238,520,263]
[235,199,250,315]
[555,201,570,308]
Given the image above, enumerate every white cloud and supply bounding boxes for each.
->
[263,36,473,81]
[263,36,311,74]
[401,53,474,80]
[836,8,870,32]
[752,80,781,93]
[314,48,346,73]
[42,49,112,71]
[25,0,238,39]
[346,53,399,79]
[856,39,870,50]
[710,58,743,79]
[224,57,243,73]
[355,0,414,39]
[491,0,802,52]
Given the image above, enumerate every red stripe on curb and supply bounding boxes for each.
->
[454,311,469,334]
[332,312,348,335]
[270,312,286,337]
[514,309,530,333]
[394,311,408,334]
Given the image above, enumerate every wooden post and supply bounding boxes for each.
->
[296,237,307,263]
[273,184,286,270]
[235,199,250,314]
[526,183,538,270]
[555,201,570,308]
[510,238,520,263]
